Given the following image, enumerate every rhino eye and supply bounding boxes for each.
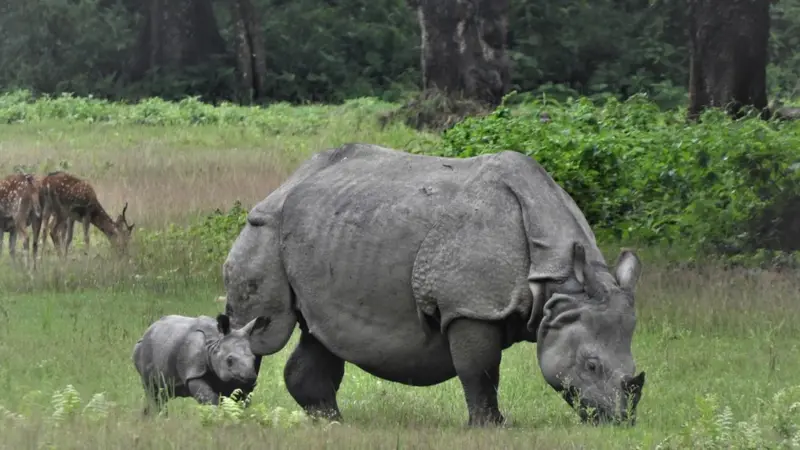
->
[586,360,598,373]
[226,356,234,367]
[246,280,259,295]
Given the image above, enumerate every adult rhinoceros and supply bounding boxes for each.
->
[222,143,646,427]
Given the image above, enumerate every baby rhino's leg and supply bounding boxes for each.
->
[141,375,171,417]
[187,379,220,405]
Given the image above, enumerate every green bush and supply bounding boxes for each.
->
[435,94,800,262]
[136,201,250,283]
[0,90,398,132]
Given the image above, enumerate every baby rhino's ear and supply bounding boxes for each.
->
[216,314,231,335]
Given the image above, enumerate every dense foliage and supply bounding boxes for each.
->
[0,0,798,105]
[436,94,800,265]
[0,89,397,131]
[2,91,800,270]
[137,201,249,280]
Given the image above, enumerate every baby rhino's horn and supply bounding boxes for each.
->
[239,316,271,336]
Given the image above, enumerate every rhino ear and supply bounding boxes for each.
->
[216,314,231,335]
[615,249,642,293]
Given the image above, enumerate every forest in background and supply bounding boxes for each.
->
[0,0,798,109]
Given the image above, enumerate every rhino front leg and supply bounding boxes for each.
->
[283,329,345,421]
[187,379,220,406]
[447,317,505,427]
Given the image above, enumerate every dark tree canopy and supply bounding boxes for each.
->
[0,0,797,106]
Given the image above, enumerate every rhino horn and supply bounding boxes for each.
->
[238,316,271,337]
[571,242,602,297]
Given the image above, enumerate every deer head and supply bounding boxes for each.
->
[23,174,42,218]
[113,202,135,253]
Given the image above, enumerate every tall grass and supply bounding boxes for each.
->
[0,92,799,449]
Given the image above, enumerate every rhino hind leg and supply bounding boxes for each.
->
[283,330,345,421]
[447,318,506,427]
[140,377,172,417]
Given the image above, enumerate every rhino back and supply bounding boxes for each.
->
[134,315,217,391]
[279,144,484,380]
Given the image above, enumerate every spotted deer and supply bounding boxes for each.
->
[0,172,42,267]
[27,174,58,261]
[40,171,135,258]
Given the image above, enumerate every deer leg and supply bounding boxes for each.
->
[82,216,90,255]
[14,213,31,269]
[30,214,41,270]
[64,219,75,258]
[50,217,66,260]
[38,206,50,256]
[49,216,60,253]
[9,228,18,267]
[22,227,31,269]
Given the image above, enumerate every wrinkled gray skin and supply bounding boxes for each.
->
[132,313,270,415]
[222,143,646,427]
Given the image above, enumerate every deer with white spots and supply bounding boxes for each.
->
[26,174,59,262]
[39,171,135,259]
[0,172,42,267]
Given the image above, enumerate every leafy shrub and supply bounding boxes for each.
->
[435,94,800,261]
[136,201,250,283]
[656,388,800,449]
[2,385,321,430]
[0,89,398,133]
[196,389,316,428]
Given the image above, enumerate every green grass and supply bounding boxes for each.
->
[1,94,800,449]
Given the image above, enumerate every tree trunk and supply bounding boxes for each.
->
[230,0,269,104]
[408,0,510,106]
[130,0,228,81]
[687,0,771,120]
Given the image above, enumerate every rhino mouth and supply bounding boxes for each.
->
[231,377,258,391]
[561,386,636,427]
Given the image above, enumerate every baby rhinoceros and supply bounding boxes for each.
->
[132,313,270,415]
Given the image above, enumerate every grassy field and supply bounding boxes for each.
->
[1,98,800,449]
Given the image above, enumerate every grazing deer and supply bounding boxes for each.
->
[26,174,59,263]
[0,172,42,268]
[40,171,135,259]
